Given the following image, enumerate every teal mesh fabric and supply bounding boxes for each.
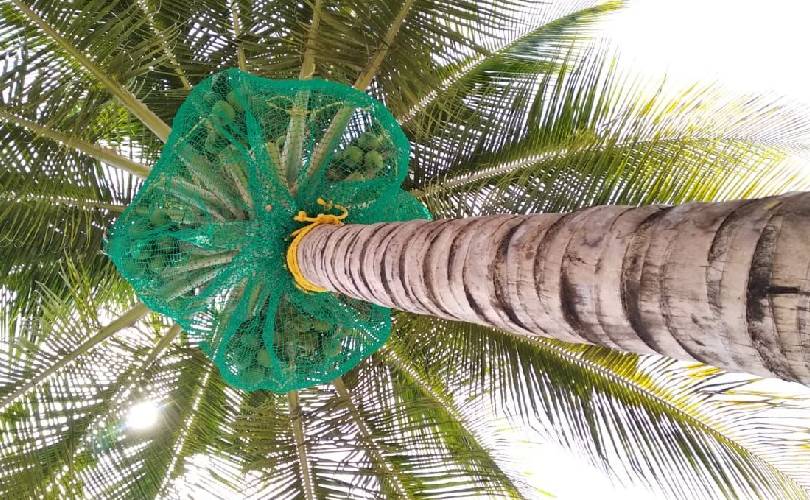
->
[107,69,430,392]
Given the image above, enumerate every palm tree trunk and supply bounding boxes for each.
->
[295,192,810,384]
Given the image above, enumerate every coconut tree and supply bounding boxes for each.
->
[1,0,810,498]
[295,191,810,384]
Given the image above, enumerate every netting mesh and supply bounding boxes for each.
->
[107,69,430,392]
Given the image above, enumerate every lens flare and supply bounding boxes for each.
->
[126,400,160,430]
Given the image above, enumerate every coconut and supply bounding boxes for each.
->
[364,150,384,172]
[357,131,380,151]
[204,130,221,153]
[149,209,170,227]
[344,145,364,165]
[148,254,167,274]
[231,350,254,370]
[212,100,236,125]
[323,338,342,358]
[165,205,187,224]
[226,90,243,113]
[243,366,265,386]
[119,258,142,277]
[239,333,261,350]
[256,348,272,367]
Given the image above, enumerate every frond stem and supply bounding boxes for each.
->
[10,0,172,141]
[282,0,323,187]
[332,377,411,499]
[231,0,247,71]
[136,0,192,90]
[2,193,128,213]
[0,105,150,178]
[294,0,416,194]
[46,323,182,489]
[352,0,416,91]
[0,302,150,413]
[288,391,316,500]
[158,360,216,495]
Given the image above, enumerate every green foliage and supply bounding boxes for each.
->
[107,69,429,392]
[392,314,810,498]
[1,0,810,498]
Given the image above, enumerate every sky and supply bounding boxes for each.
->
[598,0,810,109]
[504,2,810,498]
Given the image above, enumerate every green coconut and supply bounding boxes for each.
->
[232,350,254,370]
[357,131,380,151]
[119,258,142,277]
[165,205,187,224]
[148,254,167,274]
[239,333,261,350]
[344,145,364,165]
[256,348,272,368]
[226,90,243,113]
[364,150,384,172]
[323,338,342,358]
[149,208,170,227]
[204,130,222,153]
[243,366,265,386]
[212,100,236,125]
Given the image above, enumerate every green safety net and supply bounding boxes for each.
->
[107,69,430,392]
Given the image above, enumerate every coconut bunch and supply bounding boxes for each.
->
[109,69,413,391]
[275,298,353,374]
[108,92,264,371]
[222,296,352,386]
[327,130,395,181]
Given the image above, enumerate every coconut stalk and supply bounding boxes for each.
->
[293,0,416,194]
[10,0,171,141]
[163,252,237,277]
[281,0,323,188]
[0,302,150,413]
[176,144,246,218]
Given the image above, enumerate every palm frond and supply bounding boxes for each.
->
[0,271,147,411]
[391,313,810,498]
[0,105,150,176]
[417,50,810,216]
[378,346,526,498]
[401,1,621,126]
[288,391,317,500]
[5,0,171,140]
[332,376,412,498]
[0,266,150,496]
[0,125,138,321]
[135,0,192,89]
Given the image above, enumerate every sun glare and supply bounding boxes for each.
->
[126,400,161,431]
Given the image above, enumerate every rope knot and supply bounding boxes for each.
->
[286,198,348,293]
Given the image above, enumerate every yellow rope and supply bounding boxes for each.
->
[286,198,348,293]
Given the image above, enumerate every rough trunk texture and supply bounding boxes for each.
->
[296,192,810,383]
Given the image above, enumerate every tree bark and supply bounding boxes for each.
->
[295,192,810,384]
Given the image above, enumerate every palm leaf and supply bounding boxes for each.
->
[392,314,810,498]
[417,50,810,217]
